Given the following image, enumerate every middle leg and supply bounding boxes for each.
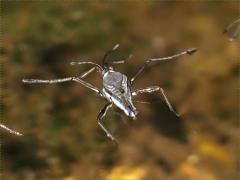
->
[22,67,103,96]
[132,86,179,117]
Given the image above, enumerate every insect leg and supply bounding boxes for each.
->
[132,86,160,96]
[78,67,96,79]
[97,103,118,143]
[22,67,103,96]
[22,77,74,84]
[159,87,180,117]
[75,66,103,95]
[22,66,96,84]
[132,86,179,117]
[0,123,23,136]
[72,77,103,96]
[130,48,197,85]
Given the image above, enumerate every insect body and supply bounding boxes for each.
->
[22,44,197,143]
[103,70,137,119]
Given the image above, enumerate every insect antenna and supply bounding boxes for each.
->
[102,44,119,69]
[70,61,104,73]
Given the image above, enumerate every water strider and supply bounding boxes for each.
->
[22,44,197,143]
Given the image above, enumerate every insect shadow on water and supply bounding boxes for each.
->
[150,98,188,143]
[22,44,197,144]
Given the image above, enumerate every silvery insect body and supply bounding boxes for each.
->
[103,70,137,119]
[22,44,197,143]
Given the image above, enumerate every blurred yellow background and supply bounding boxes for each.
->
[1,1,239,179]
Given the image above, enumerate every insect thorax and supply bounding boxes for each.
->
[103,70,129,98]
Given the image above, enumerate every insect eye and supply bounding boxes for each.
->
[120,88,125,94]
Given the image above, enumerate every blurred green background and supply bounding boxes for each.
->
[1,1,239,179]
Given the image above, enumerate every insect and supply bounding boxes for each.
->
[223,18,240,41]
[22,44,197,143]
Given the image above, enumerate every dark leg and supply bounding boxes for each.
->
[97,103,118,143]
[132,86,179,117]
[0,123,23,136]
[130,48,197,84]
[102,44,119,68]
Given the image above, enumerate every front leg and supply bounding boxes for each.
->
[73,77,103,96]
[22,67,96,84]
[132,86,179,117]
[22,67,103,96]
